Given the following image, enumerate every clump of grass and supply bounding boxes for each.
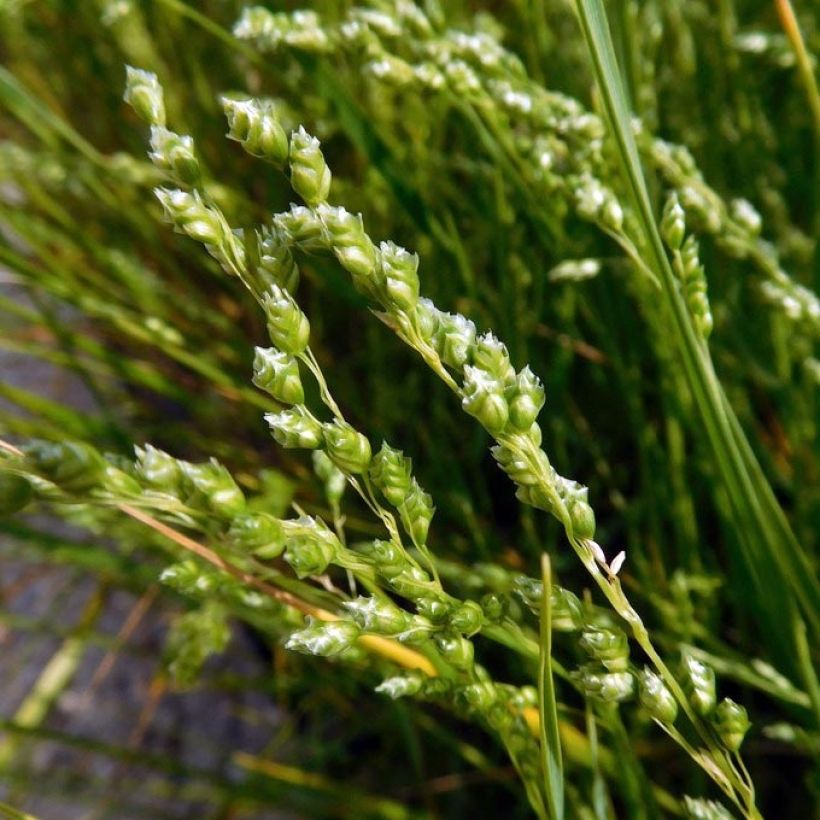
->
[0,1,818,817]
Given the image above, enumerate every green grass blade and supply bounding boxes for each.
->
[538,554,564,820]
[0,67,102,163]
[0,592,101,772]
[0,800,37,820]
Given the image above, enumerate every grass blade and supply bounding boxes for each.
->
[538,553,564,820]
[0,800,37,820]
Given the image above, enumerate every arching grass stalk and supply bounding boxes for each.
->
[0,438,433,675]
[118,502,438,676]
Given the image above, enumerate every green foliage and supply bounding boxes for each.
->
[0,0,818,817]
[164,601,231,687]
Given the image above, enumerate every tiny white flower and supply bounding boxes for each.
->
[609,551,626,576]
[588,540,606,564]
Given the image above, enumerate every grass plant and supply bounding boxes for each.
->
[0,1,818,817]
